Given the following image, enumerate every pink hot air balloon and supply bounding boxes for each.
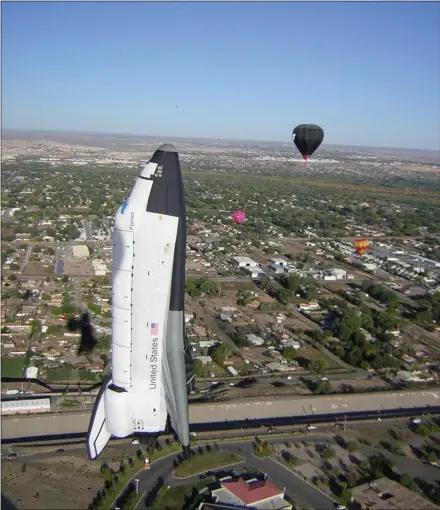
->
[233,210,246,225]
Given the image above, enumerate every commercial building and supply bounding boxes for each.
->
[232,256,258,268]
[248,267,267,279]
[269,258,288,267]
[2,398,51,416]
[202,476,292,509]
[268,263,286,275]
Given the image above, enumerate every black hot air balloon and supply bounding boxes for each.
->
[292,124,324,161]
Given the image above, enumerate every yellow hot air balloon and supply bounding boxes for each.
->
[354,238,370,256]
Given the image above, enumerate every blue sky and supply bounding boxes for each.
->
[2,2,440,150]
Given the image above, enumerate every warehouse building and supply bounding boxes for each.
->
[2,397,51,416]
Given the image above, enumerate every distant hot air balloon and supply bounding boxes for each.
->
[233,210,246,225]
[354,238,370,256]
[292,124,324,161]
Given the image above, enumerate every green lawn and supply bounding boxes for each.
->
[174,450,243,478]
[121,491,144,510]
[97,459,145,510]
[150,443,182,461]
[1,357,26,377]
[60,399,82,408]
[254,445,273,458]
[152,479,215,509]
[44,366,99,382]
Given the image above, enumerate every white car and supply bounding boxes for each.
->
[131,439,139,445]
[306,424,317,431]
[411,418,422,425]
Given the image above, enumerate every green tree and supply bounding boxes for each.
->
[309,359,327,374]
[211,343,232,367]
[428,451,438,464]
[282,346,297,362]
[193,359,206,376]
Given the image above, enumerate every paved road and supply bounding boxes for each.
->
[135,440,336,510]
[3,389,440,439]
[1,417,418,458]
[7,428,440,510]
[83,221,93,241]
[19,244,33,273]
[9,235,433,249]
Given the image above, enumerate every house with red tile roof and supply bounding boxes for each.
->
[197,476,292,509]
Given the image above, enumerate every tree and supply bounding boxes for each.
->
[346,471,357,488]
[211,343,232,367]
[346,441,358,453]
[400,473,414,488]
[309,359,327,374]
[282,346,297,362]
[193,359,206,376]
[428,451,438,464]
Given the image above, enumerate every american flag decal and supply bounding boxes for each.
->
[151,323,159,336]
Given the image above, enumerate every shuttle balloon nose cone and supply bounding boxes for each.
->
[157,143,176,153]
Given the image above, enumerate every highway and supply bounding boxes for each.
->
[10,235,432,248]
[2,388,440,441]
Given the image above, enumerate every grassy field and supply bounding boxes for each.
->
[152,478,215,509]
[44,366,99,382]
[174,450,243,478]
[1,357,26,377]
[300,346,342,370]
[98,458,144,510]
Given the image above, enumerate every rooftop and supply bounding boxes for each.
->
[232,256,258,266]
[219,477,283,505]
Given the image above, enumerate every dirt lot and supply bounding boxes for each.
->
[62,259,95,276]
[251,312,274,327]
[200,378,313,402]
[330,378,391,392]
[2,446,135,509]
[299,346,342,371]
[218,281,257,292]
[22,262,53,276]
[204,290,238,311]
[323,282,354,293]
[283,316,315,330]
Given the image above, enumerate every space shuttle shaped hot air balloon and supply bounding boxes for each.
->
[87,144,194,460]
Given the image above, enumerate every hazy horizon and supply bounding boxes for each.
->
[3,127,439,159]
[2,2,439,151]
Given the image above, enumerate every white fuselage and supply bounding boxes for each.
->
[106,161,178,437]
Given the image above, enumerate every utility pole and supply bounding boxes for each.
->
[135,478,140,494]
[344,414,347,433]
